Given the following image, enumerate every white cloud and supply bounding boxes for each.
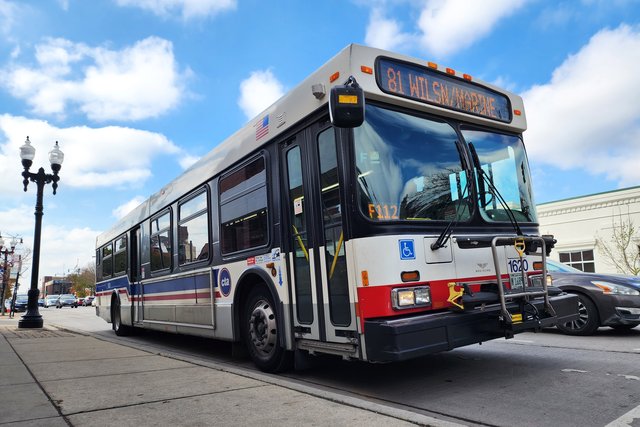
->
[0,0,18,38]
[112,196,146,219]
[364,8,411,52]
[1,36,188,121]
[238,69,285,120]
[364,0,529,58]
[0,114,181,196]
[0,204,99,288]
[522,24,640,187]
[417,0,528,57]
[179,154,200,170]
[114,0,236,20]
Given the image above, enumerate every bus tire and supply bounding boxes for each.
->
[112,295,132,337]
[242,286,292,373]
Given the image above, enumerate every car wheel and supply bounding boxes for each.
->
[112,295,132,336]
[242,287,292,373]
[557,294,600,336]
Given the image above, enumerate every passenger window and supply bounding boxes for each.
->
[150,211,172,271]
[114,236,127,275]
[178,190,210,264]
[101,243,113,278]
[219,157,268,254]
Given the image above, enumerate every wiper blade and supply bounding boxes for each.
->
[431,171,470,251]
[468,142,523,236]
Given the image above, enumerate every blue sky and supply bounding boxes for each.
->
[0,0,639,286]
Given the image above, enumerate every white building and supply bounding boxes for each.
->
[537,186,640,274]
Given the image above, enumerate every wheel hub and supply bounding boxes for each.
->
[249,299,277,356]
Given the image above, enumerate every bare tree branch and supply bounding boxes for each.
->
[595,212,640,275]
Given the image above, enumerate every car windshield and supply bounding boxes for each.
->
[547,260,582,273]
[354,104,471,221]
[461,127,537,223]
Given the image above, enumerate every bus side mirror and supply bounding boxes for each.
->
[329,76,364,128]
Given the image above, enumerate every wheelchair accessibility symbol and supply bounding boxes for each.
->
[399,239,415,260]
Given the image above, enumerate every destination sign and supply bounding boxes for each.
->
[376,58,511,123]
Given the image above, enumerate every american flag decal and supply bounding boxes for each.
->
[255,115,269,140]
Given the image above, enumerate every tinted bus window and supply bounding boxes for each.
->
[220,157,268,254]
[101,243,113,278]
[114,236,127,275]
[150,211,172,271]
[178,191,210,264]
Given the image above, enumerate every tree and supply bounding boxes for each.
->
[68,262,96,297]
[595,213,640,275]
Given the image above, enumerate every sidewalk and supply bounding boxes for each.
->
[0,314,460,426]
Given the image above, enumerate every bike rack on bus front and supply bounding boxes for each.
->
[490,235,556,325]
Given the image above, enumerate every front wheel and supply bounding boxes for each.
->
[557,294,600,336]
[242,287,292,373]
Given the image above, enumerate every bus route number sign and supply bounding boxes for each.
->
[376,57,512,123]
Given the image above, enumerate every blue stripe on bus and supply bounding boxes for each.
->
[97,271,214,296]
[96,276,130,293]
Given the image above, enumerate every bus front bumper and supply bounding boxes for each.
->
[364,293,578,363]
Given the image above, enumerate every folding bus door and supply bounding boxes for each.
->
[281,121,357,346]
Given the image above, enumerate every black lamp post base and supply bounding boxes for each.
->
[18,313,44,329]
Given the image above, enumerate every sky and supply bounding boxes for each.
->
[0,0,639,288]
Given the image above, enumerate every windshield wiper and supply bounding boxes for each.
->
[468,142,523,236]
[431,169,471,251]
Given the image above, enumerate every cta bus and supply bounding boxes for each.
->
[95,44,578,372]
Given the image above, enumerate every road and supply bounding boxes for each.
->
[37,306,640,427]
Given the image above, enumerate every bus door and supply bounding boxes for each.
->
[130,226,143,323]
[281,122,357,345]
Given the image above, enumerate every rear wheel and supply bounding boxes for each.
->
[242,287,292,373]
[112,295,132,336]
[557,294,599,336]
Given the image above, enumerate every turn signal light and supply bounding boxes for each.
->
[401,271,420,282]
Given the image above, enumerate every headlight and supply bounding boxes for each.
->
[391,286,431,310]
[592,281,640,296]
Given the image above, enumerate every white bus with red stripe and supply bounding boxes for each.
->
[95,44,578,372]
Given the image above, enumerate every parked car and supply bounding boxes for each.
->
[83,295,95,306]
[12,295,29,312]
[76,297,85,306]
[56,294,78,308]
[548,259,640,335]
[44,295,60,308]
[38,298,45,307]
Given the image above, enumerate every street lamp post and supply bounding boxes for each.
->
[0,234,21,316]
[18,136,64,329]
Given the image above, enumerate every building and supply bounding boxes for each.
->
[42,276,72,296]
[537,186,640,274]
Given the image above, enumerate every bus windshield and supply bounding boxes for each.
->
[462,128,537,223]
[354,104,471,222]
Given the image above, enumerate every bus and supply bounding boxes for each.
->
[95,44,578,372]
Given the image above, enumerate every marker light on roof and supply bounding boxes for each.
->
[514,110,522,116]
[330,72,340,83]
[463,74,472,81]
[427,62,437,69]
[446,68,455,75]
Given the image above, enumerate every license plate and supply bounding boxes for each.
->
[509,273,526,291]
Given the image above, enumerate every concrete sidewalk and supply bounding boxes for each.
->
[0,315,460,426]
